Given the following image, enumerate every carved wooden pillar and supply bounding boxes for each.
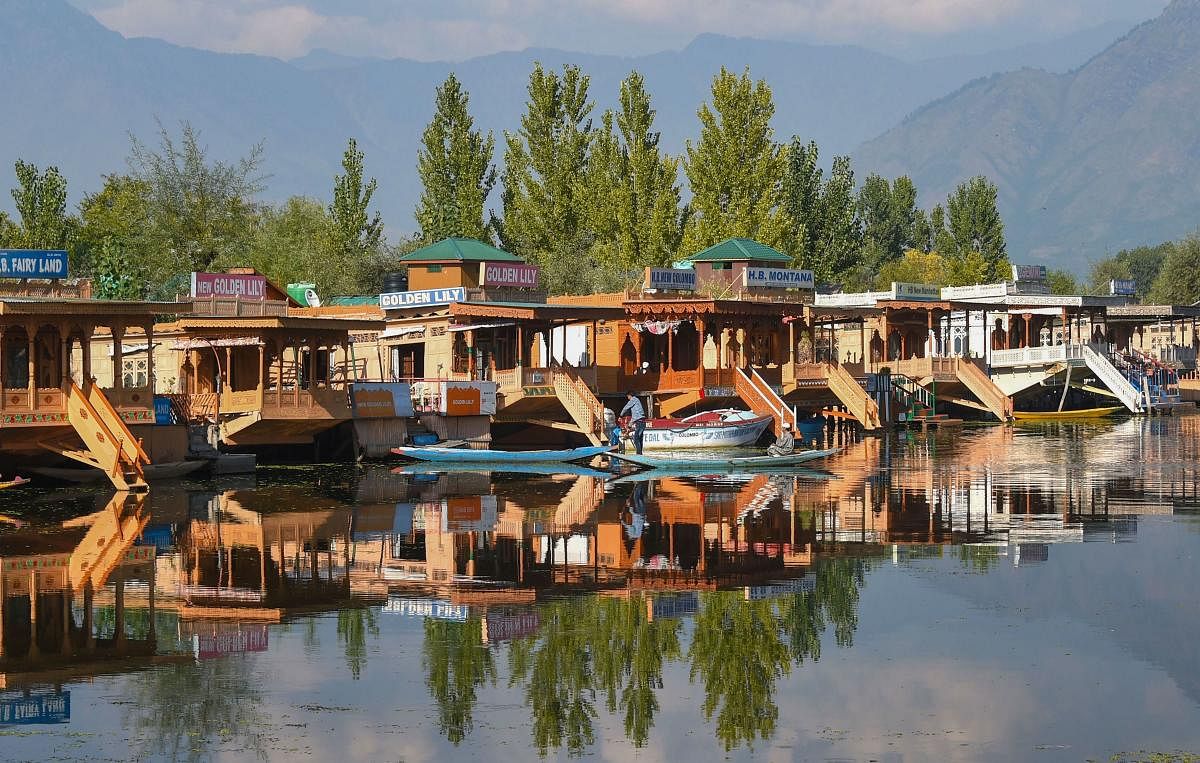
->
[257,342,266,408]
[26,323,36,410]
[145,323,155,393]
[112,324,125,395]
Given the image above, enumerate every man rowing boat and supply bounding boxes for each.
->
[766,422,794,457]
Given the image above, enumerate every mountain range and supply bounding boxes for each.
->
[0,0,1187,271]
[858,0,1200,265]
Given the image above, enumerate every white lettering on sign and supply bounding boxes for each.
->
[891,282,941,301]
[379,287,466,309]
[481,262,540,288]
[0,249,69,278]
[191,272,268,299]
[645,267,697,291]
[743,267,815,289]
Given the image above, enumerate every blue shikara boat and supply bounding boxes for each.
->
[610,448,840,472]
[391,445,613,464]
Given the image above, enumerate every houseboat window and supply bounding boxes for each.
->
[711,262,731,270]
[426,264,442,273]
[3,331,29,388]
[123,356,149,388]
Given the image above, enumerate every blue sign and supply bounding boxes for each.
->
[744,267,815,289]
[153,396,175,425]
[383,596,469,621]
[1110,279,1137,296]
[379,287,465,309]
[0,249,68,279]
[0,692,70,725]
[645,267,697,291]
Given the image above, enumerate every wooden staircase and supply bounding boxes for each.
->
[658,390,703,417]
[45,381,151,491]
[551,369,606,445]
[825,363,882,431]
[953,358,1013,421]
[734,367,798,435]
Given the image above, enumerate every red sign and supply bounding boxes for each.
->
[481,262,539,289]
[191,272,268,299]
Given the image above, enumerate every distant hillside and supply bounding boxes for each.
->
[856,0,1200,270]
[0,0,1126,237]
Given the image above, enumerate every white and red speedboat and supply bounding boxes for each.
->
[639,409,773,450]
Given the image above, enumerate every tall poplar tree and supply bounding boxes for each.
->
[943,176,1007,280]
[813,155,860,284]
[582,71,683,271]
[9,160,72,249]
[781,138,823,269]
[497,63,595,292]
[682,67,787,254]
[329,137,384,277]
[857,174,920,273]
[415,73,496,243]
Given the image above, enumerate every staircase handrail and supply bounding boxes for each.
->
[1081,345,1144,413]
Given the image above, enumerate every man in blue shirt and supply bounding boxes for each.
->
[620,391,647,454]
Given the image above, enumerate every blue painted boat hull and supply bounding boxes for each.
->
[610,448,839,471]
[391,445,612,464]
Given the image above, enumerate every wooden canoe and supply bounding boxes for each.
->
[611,448,840,471]
[391,445,613,464]
[1012,407,1123,421]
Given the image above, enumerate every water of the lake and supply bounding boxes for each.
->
[2,415,1199,762]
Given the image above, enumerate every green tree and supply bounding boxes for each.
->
[582,71,685,272]
[875,249,951,288]
[497,63,598,294]
[128,121,264,285]
[1087,242,1170,297]
[0,211,17,246]
[781,137,822,269]
[9,160,73,250]
[1046,268,1081,295]
[857,174,919,274]
[1148,235,1200,304]
[75,174,158,290]
[682,67,787,254]
[230,196,345,294]
[91,237,146,300]
[942,176,1007,281]
[814,155,861,284]
[416,73,496,243]
[329,137,384,288]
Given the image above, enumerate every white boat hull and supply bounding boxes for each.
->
[640,416,773,450]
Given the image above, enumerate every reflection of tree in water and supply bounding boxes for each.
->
[689,594,791,750]
[336,607,379,679]
[423,615,495,745]
[124,659,271,762]
[958,544,1002,573]
[692,556,875,751]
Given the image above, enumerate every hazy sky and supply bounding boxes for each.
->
[67,0,1170,62]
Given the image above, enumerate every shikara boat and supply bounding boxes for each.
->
[390,445,613,464]
[610,448,840,471]
[0,476,30,491]
[639,410,773,450]
[607,467,835,484]
[29,460,207,484]
[391,462,615,478]
[1012,406,1123,421]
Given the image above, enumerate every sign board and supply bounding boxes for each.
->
[189,624,269,659]
[191,271,267,299]
[439,381,498,416]
[1012,264,1047,283]
[1110,279,1137,296]
[349,382,414,418]
[0,249,68,279]
[383,596,470,621]
[483,610,542,643]
[481,262,540,289]
[743,267,815,289]
[153,396,175,425]
[891,282,941,301]
[440,495,499,532]
[0,692,70,725]
[380,287,466,309]
[645,267,697,291]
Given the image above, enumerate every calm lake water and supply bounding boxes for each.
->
[2,415,1200,762]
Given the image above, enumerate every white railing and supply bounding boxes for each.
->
[1081,345,1144,413]
[990,343,1092,368]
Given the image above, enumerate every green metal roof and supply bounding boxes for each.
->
[398,238,522,263]
[683,238,792,264]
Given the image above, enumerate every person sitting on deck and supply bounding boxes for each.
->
[766,422,795,457]
[620,392,647,455]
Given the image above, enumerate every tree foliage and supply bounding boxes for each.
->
[682,67,787,253]
[1086,241,1170,297]
[329,137,384,280]
[582,71,685,272]
[942,176,1007,281]
[1148,235,1200,304]
[857,174,919,273]
[8,160,73,250]
[498,63,600,294]
[415,73,496,243]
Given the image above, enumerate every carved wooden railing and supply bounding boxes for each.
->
[552,369,606,441]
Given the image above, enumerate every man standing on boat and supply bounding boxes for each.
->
[620,391,647,455]
[767,422,795,457]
